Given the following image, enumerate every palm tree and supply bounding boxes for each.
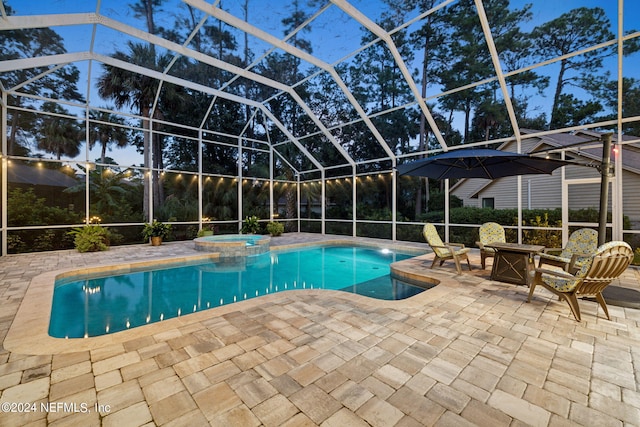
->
[35,102,82,160]
[88,109,130,164]
[64,165,134,221]
[96,42,184,218]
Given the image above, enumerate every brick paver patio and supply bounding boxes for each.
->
[1,233,639,426]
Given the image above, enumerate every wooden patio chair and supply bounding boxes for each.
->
[527,241,633,321]
[423,223,471,274]
[476,222,506,269]
[537,228,598,272]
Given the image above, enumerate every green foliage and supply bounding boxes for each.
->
[356,205,392,221]
[530,7,615,128]
[5,188,80,253]
[241,215,261,234]
[634,248,640,266]
[521,212,562,248]
[266,221,284,236]
[427,191,463,212]
[8,188,80,226]
[197,226,214,237]
[7,235,27,253]
[418,207,616,249]
[68,225,111,252]
[64,166,143,223]
[142,220,172,240]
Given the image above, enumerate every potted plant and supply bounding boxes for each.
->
[241,215,261,234]
[197,223,214,237]
[266,221,284,237]
[142,220,172,246]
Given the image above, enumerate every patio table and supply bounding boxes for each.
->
[487,242,545,286]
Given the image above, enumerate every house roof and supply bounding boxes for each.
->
[8,162,78,188]
[520,129,640,174]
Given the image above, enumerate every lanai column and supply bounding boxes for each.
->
[392,160,397,241]
[1,91,6,255]
[198,130,203,230]
[237,137,243,231]
[352,166,357,237]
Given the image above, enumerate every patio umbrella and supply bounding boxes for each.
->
[397,148,572,180]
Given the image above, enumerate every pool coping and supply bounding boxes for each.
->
[4,239,453,355]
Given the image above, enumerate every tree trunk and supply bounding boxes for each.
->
[142,109,151,220]
[285,171,296,231]
[416,26,431,217]
[550,59,567,128]
[9,110,19,156]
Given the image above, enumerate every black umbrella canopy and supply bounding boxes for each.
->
[397,148,572,180]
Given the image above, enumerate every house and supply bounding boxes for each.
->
[450,129,640,223]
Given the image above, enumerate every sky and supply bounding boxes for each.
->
[6,0,639,166]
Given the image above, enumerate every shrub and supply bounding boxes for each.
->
[266,221,284,236]
[522,212,562,248]
[427,191,463,212]
[69,225,110,252]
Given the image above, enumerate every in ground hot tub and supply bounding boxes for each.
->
[194,234,271,257]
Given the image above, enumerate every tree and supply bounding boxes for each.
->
[349,14,419,161]
[88,109,130,164]
[433,0,495,142]
[34,102,82,160]
[131,0,166,35]
[550,94,602,127]
[406,0,448,149]
[162,0,247,174]
[64,165,140,222]
[256,0,319,226]
[531,7,615,128]
[0,3,83,156]
[96,42,184,217]
[586,76,640,136]
[432,0,534,142]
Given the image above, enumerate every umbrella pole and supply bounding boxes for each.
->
[598,134,613,246]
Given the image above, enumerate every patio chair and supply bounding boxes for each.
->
[476,222,506,269]
[422,223,471,274]
[527,241,633,322]
[537,228,598,272]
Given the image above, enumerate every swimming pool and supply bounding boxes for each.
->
[49,245,429,338]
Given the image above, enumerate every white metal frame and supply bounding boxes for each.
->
[0,0,637,254]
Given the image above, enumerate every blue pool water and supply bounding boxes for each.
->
[49,246,428,338]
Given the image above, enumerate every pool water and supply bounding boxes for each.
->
[49,246,428,338]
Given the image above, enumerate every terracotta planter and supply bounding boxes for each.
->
[150,236,163,246]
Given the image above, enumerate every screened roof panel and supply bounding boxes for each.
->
[257,49,319,87]
[304,71,360,129]
[622,50,640,122]
[1,0,639,172]
[291,4,366,65]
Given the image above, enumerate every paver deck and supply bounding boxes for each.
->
[1,233,640,426]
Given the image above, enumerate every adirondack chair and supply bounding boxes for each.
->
[537,228,598,272]
[423,223,471,275]
[527,241,633,321]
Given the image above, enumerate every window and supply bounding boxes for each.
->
[482,198,495,209]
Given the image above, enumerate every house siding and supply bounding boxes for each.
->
[622,170,640,223]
